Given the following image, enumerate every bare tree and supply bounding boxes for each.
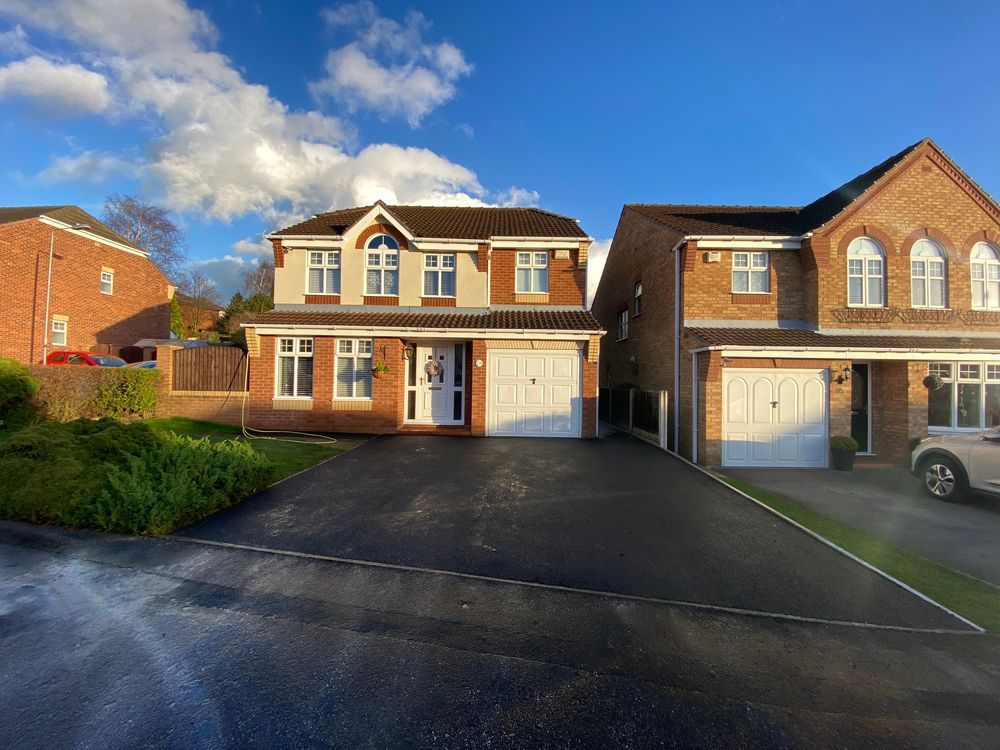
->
[178,269,220,304]
[102,194,187,278]
[242,258,274,297]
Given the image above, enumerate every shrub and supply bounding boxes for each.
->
[0,358,40,426]
[830,435,860,452]
[30,366,158,422]
[0,419,273,534]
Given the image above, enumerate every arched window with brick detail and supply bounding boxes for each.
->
[971,242,1000,310]
[365,234,399,296]
[846,236,885,307]
[910,238,947,309]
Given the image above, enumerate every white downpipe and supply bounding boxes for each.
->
[673,246,681,452]
[41,229,54,365]
[691,352,699,464]
[486,245,492,307]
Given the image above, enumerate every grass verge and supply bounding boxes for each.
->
[721,476,1000,633]
[145,417,356,483]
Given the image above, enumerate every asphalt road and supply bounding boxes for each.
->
[182,435,967,630]
[2,522,998,749]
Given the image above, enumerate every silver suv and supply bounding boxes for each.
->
[911,428,1000,502]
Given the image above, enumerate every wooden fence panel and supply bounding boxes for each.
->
[172,346,248,392]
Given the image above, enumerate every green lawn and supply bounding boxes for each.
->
[145,417,358,483]
[721,476,1000,633]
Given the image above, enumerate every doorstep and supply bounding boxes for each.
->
[397,424,472,437]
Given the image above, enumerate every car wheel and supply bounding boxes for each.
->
[921,456,965,502]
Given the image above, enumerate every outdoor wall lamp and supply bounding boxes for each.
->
[722,357,732,366]
[830,366,852,385]
[403,344,415,360]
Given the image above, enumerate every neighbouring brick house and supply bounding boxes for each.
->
[243,202,603,437]
[593,138,1000,467]
[174,291,224,334]
[0,205,173,364]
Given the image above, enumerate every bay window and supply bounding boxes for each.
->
[516,251,548,293]
[276,338,313,398]
[336,339,373,399]
[365,235,399,295]
[307,251,341,295]
[423,254,456,297]
[927,361,1000,431]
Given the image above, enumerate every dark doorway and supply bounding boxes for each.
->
[851,364,870,453]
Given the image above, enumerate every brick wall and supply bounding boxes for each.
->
[0,218,171,364]
[874,360,928,463]
[154,344,245,425]
[489,248,586,305]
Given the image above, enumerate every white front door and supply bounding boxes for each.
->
[722,369,828,467]
[486,349,582,437]
[415,344,460,423]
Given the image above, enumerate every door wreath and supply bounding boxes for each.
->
[424,360,444,379]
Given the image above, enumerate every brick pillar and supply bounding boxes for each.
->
[699,351,723,465]
[471,339,487,436]
[154,344,181,414]
[828,360,853,461]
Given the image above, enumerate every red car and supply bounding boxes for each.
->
[44,351,127,367]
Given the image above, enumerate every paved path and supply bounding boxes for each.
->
[723,467,1000,586]
[2,522,999,749]
[181,435,968,629]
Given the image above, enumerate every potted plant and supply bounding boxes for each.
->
[830,435,860,471]
[371,361,389,380]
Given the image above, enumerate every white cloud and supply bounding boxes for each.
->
[37,149,141,184]
[0,24,32,56]
[586,238,612,307]
[0,0,488,223]
[310,1,472,127]
[497,186,541,208]
[0,54,111,114]
[231,236,272,255]
[188,253,265,300]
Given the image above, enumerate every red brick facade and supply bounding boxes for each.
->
[594,141,1000,465]
[0,217,171,364]
[489,248,586,304]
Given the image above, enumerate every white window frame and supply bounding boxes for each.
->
[335,338,373,400]
[100,270,114,295]
[423,253,456,297]
[634,281,642,315]
[306,251,341,295]
[846,237,885,308]
[970,242,1000,311]
[51,319,67,346]
[515,251,548,294]
[274,337,314,399]
[909,239,947,309]
[365,235,399,296]
[927,361,1000,432]
[617,309,629,341]
[731,251,769,293]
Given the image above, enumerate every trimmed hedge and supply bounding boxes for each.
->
[0,419,273,534]
[29,365,158,422]
[0,358,40,426]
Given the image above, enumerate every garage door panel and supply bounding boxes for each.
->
[487,349,582,437]
[723,370,827,467]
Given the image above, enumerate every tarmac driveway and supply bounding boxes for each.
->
[181,434,969,630]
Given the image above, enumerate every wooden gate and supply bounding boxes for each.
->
[172,346,248,391]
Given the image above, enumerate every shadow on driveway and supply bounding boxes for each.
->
[180,435,971,630]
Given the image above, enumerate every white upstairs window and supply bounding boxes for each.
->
[971,242,1000,310]
[732,251,769,293]
[516,252,548,293]
[910,238,947,308]
[307,251,340,295]
[846,237,885,307]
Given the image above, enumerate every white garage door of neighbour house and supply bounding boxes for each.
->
[722,369,828,467]
[487,349,581,437]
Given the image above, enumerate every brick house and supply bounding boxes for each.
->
[0,205,173,364]
[174,291,224,334]
[243,202,603,437]
[593,138,1000,467]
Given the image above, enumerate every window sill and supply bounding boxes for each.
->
[272,398,313,411]
[731,293,771,304]
[420,296,457,307]
[515,292,549,303]
[332,399,373,412]
[363,295,399,306]
[304,294,341,304]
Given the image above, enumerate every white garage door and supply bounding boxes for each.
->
[487,349,581,437]
[722,369,827,467]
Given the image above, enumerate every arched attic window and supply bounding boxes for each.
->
[910,238,947,309]
[846,237,885,307]
[971,242,1000,310]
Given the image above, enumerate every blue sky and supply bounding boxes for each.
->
[0,0,997,300]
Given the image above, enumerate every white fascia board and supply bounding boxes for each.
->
[278,238,344,249]
[349,204,416,242]
[409,240,480,252]
[490,237,591,248]
[37,216,149,258]
[695,238,801,250]
[670,234,805,251]
[694,345,998,362]
[264,234,343,242]
[243,324,596,340]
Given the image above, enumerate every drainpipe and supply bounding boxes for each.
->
[673,242,682,451]
[41,229,55,364]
